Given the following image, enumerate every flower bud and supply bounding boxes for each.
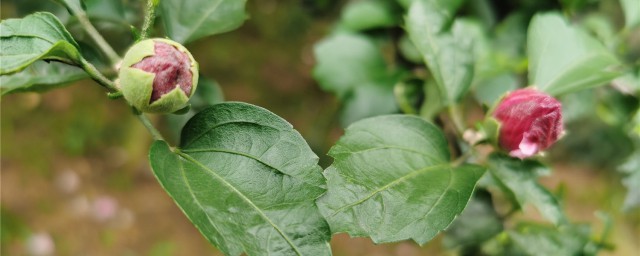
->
[118,38,198,113]
[492,88,563,159]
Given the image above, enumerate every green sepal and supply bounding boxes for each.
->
[171,104,191,115]
[146,86,190,113]
[121,39,155,68]
[119,67,154,110]
[481,117,501,146]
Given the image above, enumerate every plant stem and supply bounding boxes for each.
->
[74,12,121,65]
[62,0,167,142]
[448,104,466,135]
[80,58,119,92]
[452,149,473,167]
[140,0,158,40]
[135,111,165,141]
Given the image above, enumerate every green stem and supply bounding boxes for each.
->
[135,111,165,141]
[448,104,466,135]
[452,149,472,167]
[80,58,119,92]
[140,0,159,40]
[74,12,121,65]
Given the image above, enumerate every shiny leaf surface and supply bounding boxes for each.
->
[150,102,331,256]
[317,115,485,244]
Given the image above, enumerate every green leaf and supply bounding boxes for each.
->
[406,0,475,104]
[419,80,445,120]
[621,0,640,28]
[527,13,622,96]
[317,115,485,244]
[487,153,567,226]
[84,0,126,21]
[489,222,596,256]
[13,0,69,21]
[312,33,401,125]
[160,0,248,44]
[398,35,423,64]
[472,13,527,100]
[0,12,82,75]
[149,102,331,256]
[51,0,84,14]
[394,78,423,114]
[340,85,398,126]
[0,61,87,95]
[474,73,519,106]
[313,33,391,98]
[397,0,466,10]
[341,0,399,31]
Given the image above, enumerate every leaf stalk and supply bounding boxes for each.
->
[135,110,165,141]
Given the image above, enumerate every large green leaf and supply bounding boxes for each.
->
[317,115,485,244]
[406,0,475,104]
[0,12,82,75]
[621,0,640,28]
[312,33,400,125]
[160,0,248,44]
[0,61,87,95]
[487,154,567,226]
[149,103,331,256]
[527,13,622,96]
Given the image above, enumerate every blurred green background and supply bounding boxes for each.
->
[1,0,639,255]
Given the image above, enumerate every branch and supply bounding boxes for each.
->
[140,0,159,40]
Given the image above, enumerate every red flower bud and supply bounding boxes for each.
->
[493,88,563,159]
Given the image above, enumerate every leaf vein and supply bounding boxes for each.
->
[329,164,447,218]
[176,151,303,256]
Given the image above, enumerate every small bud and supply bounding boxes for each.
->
[118,38,198,113]
[492,88,563,159]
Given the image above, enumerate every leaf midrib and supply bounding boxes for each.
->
[538,53,616,92]
[329,164,448,217]
[180,0,224,42]
[176,151,304,256]
[182,120,281,148]
[180,147,325,190]
[177,157,232,251]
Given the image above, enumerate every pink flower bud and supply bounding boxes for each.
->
[493,88,563,159]
[119,38,198,113]
[131,42,193,102]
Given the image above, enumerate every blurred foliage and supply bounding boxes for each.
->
[2,0,640,255]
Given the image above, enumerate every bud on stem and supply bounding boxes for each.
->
[118,38,198,113]
[492,88,563,159]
